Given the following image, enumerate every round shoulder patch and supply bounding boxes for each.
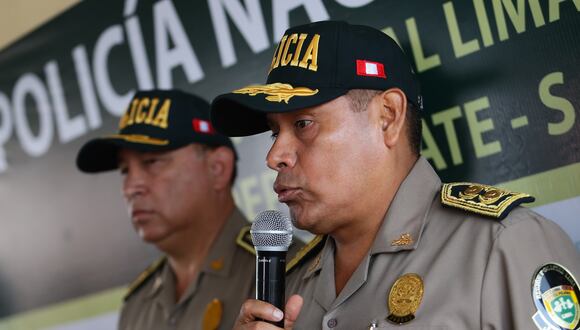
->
[532,263,580,330]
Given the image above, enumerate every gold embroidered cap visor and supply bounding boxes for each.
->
[211,85,346,136]
[211,20,421,137]
[76,89,236,173]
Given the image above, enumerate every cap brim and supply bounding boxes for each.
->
[211,84,348,136]
[76,135,185,173]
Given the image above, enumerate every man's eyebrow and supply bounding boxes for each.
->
[117,158,127,169]
[266,117,278,130]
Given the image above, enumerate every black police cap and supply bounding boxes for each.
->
[211,20,421,137]
[77,89,236,173]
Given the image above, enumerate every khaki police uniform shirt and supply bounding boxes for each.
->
[286,157,580,329]
[118,208,255,330]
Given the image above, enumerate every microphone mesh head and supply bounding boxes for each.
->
[250,210,293,251]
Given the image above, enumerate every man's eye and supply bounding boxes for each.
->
[143,158,159,166]
[119,167,128,176]
[295,120,312,129]
[270,131,279,140]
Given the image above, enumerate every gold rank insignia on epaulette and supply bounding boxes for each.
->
[286,235,326,274]
[236,226,255,255]
[124,256,166,301]
[441,182,535,220]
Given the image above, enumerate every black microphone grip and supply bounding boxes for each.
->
[256,250,286,327]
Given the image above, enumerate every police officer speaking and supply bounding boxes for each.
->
[210,21,580,329]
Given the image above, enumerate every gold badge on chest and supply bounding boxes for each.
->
[202,298,223,330]
[387,273,424,324]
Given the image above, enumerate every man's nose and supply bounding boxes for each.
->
[266,133,297,171]
[122,166,147,200]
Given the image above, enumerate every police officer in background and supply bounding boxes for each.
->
[210,21,580,329]
[77,90,256,330]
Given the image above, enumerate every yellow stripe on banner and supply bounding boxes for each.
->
[0,287,124,330]
[497,162,580,207]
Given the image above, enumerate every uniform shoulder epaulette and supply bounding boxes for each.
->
[124,256,166,301]
[236,225,255,255]
[286,235,326,274]
[441,182,535,220]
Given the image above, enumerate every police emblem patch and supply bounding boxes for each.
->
[532,263,580,330]
[386,273,424,324]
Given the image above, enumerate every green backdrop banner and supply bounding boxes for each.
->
[0,0,578,321]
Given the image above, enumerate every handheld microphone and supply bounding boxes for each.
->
[250,210,293,327]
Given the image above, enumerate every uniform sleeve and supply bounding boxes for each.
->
[481,209,580,329]
[117,302,129,330]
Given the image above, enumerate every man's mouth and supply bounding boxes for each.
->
[274,183,301,202]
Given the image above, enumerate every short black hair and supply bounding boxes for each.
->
[405,101,422,155]
[197,144,238,185]
[345,89,422,155]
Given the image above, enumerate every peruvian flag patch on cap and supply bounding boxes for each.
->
[193,119,215,134]
[356,60,386,78]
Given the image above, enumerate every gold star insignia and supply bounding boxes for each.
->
[391,233,414,246]
[210,258,224,271]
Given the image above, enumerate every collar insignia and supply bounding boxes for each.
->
[391,233,414,247]
[210,257,224,271]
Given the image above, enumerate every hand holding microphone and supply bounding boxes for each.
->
[250,210,293,327]
[233,210,303,330]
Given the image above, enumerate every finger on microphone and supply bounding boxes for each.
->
[237,299,284,325]
[284,295,303,329]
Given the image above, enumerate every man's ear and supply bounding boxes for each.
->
[206,146,235,190]
[378,88,407,148]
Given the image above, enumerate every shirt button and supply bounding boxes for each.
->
[327,318,337,328]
